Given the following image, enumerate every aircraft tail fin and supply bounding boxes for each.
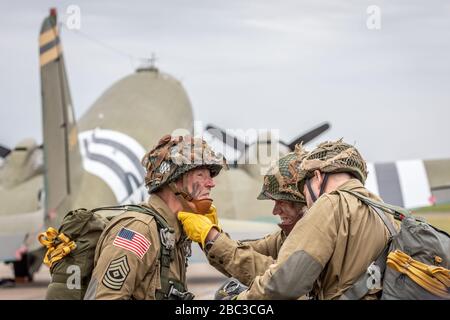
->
[39,8,82,215]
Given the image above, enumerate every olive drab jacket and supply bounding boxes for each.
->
[237,179,398,300]
[84,195,192,300]
[207,230,285,286]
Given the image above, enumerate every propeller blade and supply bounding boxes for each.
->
[206,125,248,153]
[287,122,330,150]
[0,145,11,158]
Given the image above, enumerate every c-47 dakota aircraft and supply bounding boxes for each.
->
[0,8,300,282]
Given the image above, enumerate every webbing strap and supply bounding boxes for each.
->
[340,190,399,237]
[91,204,172,230]
[341,190,411,221]
[156,243,174,299]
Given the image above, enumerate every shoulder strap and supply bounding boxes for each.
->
[337,190,403,300]
[341,190,411,221]
[91,204,171,229]
[340,190,406,237]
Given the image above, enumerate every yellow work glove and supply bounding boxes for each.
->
[178,211,220,248]
[204,204,220,226]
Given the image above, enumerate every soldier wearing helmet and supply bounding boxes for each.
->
[235,139,397,300]
[257,147,307,235]
[84,134,226,300]
[177,146,308,295]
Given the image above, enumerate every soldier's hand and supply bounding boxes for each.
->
[178,211,221,247]
[204,204,219,225]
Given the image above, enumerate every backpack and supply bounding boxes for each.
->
[339,190,450,300]
[39,204,193,300]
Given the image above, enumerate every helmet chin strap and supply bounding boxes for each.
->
[168,181,213,214]
[306,173,329,204]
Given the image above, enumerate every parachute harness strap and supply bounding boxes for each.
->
[38,227,77,268]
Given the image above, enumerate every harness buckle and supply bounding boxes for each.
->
[168,281,195,300]
[160,228,175,250]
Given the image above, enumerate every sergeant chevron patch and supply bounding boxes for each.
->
[102,255,130,290]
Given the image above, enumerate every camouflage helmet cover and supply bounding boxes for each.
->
[257,144,307,203]
[296,138,368,192]
[142,134,227,193]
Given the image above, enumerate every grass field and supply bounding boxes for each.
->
[412,212,450,233]
[413,203,450,213]
[412,203,450,233]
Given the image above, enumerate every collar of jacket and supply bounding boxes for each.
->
[147,194,184,243]
[334,178,366,194]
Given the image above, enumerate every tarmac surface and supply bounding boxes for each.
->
[0,262,228,300]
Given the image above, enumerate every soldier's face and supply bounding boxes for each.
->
[272,200,306,235]
[185,168,216,200]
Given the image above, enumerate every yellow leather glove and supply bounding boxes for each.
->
[204,204,219,226]
[178,211,220,248]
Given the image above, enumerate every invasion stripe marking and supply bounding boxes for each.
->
[91,134,145,178]
[39,26,58,47]
[40,37,60,55]
[40,44,61,67]
[83,139,136,197]
[374,162,404,207]
[79,129,147,204]
[396,160,432,209]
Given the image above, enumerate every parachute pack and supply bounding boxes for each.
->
[340,190,450,300]
[38,204,193,300]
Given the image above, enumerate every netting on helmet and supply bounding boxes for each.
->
[141,135,227,193]
[257,144,307,203]
[296,139,368,192]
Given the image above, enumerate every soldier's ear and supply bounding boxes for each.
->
[175,178,184,188]
[313,170,322,184]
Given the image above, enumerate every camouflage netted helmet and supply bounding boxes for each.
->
[142,134,227,193]
[296,138,368,192]
[257,144,307,203]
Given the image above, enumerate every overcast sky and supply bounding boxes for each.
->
[1,0,449,162]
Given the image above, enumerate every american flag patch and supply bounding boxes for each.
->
[113,228,151,259]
